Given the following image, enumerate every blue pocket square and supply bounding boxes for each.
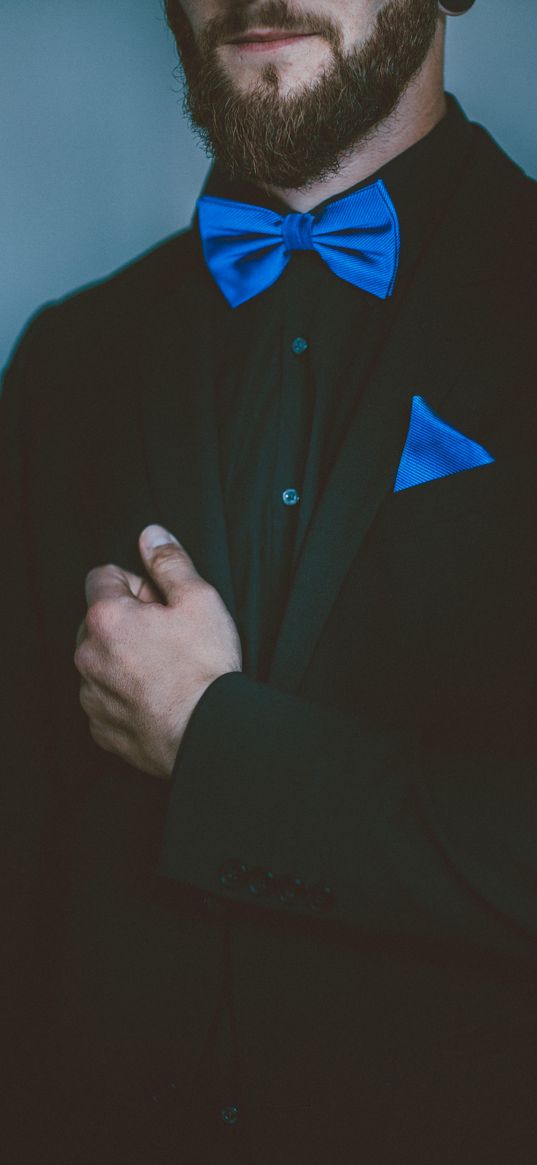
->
[394,395,495,493]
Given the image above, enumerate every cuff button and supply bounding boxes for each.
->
[220,1104,239,1126]
[278,876,305,904]
[218,859,248,889]
[307,884,336,913]
[246,867,275,896]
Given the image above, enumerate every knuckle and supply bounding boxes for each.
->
[78,683,93,714]
[89,719,111,746]
[89,721,105,746]
[85,565,110,597]
[74,641,89,675]
[87,563,115,581]
[85,598,115,637]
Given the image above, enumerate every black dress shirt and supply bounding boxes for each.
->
[199,96,472,681]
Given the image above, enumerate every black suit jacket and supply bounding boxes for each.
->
[2,119,537,1163]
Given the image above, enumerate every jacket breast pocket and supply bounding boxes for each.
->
[371,453,533,544]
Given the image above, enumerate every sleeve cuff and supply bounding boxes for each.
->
[157,670,349,915]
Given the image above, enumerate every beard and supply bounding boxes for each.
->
[165,0,439,190]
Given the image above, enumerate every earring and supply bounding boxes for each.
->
[439,1,476,14]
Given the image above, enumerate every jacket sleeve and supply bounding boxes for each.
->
[158,668,537,961]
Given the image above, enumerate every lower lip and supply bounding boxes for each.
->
[227,35,314,54]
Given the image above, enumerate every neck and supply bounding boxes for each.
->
[267,24,447,213]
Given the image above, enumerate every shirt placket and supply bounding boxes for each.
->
[258,256,317,675]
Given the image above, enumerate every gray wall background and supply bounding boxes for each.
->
[1,0,535,370]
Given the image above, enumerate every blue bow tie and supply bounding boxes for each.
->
[196,179,400,308]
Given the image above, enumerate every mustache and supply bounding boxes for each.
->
[197,0,343,54]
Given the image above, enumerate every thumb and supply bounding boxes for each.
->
[138,524,203,605]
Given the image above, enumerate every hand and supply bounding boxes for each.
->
[74,525,242,778]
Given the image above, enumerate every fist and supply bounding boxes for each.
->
[74,525,242,777]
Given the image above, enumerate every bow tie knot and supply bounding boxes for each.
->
[197,179,400,308]
[281,212,315,252]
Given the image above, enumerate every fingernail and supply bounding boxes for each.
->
[141,524,179,550]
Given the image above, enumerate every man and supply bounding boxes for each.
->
[2,0,536,1161]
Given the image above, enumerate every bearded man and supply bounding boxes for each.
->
[2,1,536,1162]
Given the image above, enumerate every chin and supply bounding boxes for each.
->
[231,64,322,100]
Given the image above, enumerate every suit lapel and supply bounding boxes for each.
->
[267,129,522,692]
[140,253,237,622]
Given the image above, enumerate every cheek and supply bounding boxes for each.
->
[178,0,211,37]
[344,1,383,47]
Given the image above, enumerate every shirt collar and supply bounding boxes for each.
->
[199,94,473,279]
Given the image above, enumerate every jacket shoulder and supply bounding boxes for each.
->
[62,225,202,312]
[3,225,203,377]
[465,124,536,276]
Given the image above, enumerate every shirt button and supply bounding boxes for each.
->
[291,336,308,355]
[220,1104,239,1126]
[282,488,300,506]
